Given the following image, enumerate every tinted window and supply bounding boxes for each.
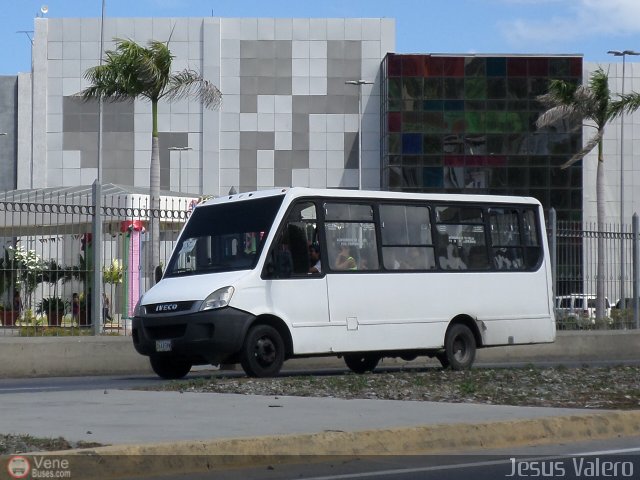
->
[165,195,283,277]
[380,204,435,270]
[266,202,319,279]
[324,203,379,272]
[435,206,488,270]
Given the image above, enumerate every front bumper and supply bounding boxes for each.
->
[132,307,255,364]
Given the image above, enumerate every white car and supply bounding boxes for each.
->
[555,294,611,327]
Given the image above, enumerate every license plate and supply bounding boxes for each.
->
[155,340,172,352]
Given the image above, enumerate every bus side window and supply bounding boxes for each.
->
[267,230,293,279]
[265,202,318,279]
[288,224,310,274]
[380,204,434,271]
[324,202,378,273]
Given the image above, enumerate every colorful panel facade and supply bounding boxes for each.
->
[381,54,583,221]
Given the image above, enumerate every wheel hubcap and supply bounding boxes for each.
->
[453,337,467,362]
[255,337,276,365]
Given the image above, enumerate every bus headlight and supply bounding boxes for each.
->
[200,286,235,311]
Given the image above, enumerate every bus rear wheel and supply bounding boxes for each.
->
[344,353,380,374]
[442,324,476,370]
[150,355,192,379]
[240,324,285,378]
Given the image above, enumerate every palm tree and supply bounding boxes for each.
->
[536,67,640,320]
[81,38,222,282]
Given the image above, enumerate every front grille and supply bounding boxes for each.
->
[146,324,187,340]
[146,301,195,315]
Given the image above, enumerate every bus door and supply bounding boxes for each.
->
[262,201,330,334]
[323,202,439,352]
[322,203,382,333]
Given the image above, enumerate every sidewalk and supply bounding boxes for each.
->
[2,386,640,479]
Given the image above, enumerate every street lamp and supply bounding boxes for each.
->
[607,49,640,310]
[345,80,373,190]
[168,147,192,192]
[91,0,106,335]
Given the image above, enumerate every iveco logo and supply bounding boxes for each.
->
[155,304,178,312]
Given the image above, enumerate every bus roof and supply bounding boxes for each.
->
[199,187,542,208]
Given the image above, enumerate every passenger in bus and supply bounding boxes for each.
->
[309,243,321,273]
[358,248,375,270]
[274,233,293,278]
[334,244,357,270]
[402,246,429,270]
[439,243,466,270]
[493,247,523,270]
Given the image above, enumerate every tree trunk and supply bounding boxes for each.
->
[149,100,160,288]
[595,139,606,321]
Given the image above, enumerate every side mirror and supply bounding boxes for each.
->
[154,265,163,284]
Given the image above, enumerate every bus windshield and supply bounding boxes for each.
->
[164,195,284,278]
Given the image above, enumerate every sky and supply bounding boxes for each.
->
[2,0,640,75]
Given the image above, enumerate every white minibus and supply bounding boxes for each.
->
[132,187,555,378]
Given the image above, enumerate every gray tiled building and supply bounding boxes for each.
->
[16,17,395,195]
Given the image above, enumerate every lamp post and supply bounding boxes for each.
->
[168,147,192,192]
[345,80,373,190]
[607,50,639,310]
[92,0,106,335]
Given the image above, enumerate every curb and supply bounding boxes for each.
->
[1,330,639,379]
[26,410,640,479]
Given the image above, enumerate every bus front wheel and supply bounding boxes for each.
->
[344,353,380,374]
[442,324,476,370]
[240,324,285,377]
[149,355,192,379]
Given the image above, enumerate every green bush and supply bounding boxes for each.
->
[611,308,635,329]
[36,297,68,315]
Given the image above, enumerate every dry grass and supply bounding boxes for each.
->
[161,365,640,410]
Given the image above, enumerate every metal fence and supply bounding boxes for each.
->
[0,185,195,336]
[549,209,640,330]
[1,192,638,335]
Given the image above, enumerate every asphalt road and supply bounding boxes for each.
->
[130,436,640,480]
[2,359,640,394]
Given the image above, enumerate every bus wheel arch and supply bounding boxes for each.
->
[438,315,481,370]
[239,315,292,378]
[251,314,294,359]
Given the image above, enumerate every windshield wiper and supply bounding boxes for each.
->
[200,264,235,271]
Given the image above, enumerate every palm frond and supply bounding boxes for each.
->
[537,78,579,107]
[81,64,134,102]
[535,105,580,129]
[144,40,173,92]
[609,92,640,119]
[588,69,611,124]
[570,85,600,119]
[560,130,603,169]
[82,37,221,108]
[162,70,222,109]
[589,68,610,103]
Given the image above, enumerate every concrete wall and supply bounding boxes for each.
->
[0,76,17,191]
[0,330,637,378]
